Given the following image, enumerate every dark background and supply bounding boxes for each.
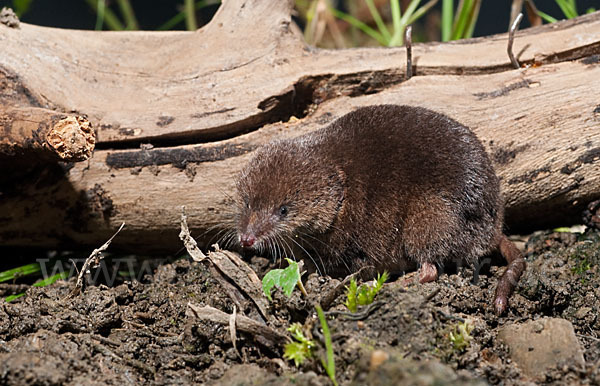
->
[1,0,598,38]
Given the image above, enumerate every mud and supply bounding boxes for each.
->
[1,228,599,385]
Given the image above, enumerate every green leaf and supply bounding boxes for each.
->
[262,269,283,301]
[261,258,302,300]
[284,323,314,367]
[284,341,312,367]
[357,284,370,306]
[280,259,301,297]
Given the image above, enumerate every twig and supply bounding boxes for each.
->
[508,13,523,69]
[71,223,125,295]
[207,249,271,322]
[229,304,242,359]
[405,26,413,79]
[576,333,600,342]
[179,206,206,262]
[187,303,287,347]
[421,287,441,305]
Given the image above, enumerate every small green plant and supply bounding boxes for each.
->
[316,304,338,386]
[344,271,389,312]
[571,258,592,283]
[262,258,308,300]
[449,320,474,351]
[284,323,315,366]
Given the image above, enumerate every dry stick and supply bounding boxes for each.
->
[508,13,524,69]
[229,304,242,360]
[208,249,271,322]
[179,206,207,262]
[405,26,413,79]
[72,222,125,295]
[187,303,288,346]
[178,207,270,321]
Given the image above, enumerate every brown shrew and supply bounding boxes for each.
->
[234,105,526,315]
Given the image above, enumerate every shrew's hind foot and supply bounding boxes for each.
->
[419,262,438,283]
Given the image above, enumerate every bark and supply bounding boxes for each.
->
[0,0,599,252]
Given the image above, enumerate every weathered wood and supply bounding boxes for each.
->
[0,1,599,251]
[0,107,94,164]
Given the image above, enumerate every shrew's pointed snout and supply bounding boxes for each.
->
[240,233,256,248]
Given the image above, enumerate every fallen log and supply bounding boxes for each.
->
[0,1,599,252]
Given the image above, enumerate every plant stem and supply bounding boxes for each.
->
[463,0,480,39]
[95,0,106,30]
[364,0,391,42]
[185,0,198,30]
[330,8,387,46]
[442,0,453,41]
[316,304,337,386]
[116,0,139,30]
[157,0,219,31]
[451,0,472,40]
[297,279,309,298]
[86,0,125,30]
[390,0,402,35]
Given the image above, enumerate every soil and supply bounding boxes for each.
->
[1,227,599,385]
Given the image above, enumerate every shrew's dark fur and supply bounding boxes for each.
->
[235,105,525,314]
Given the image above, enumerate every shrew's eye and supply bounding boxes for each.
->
[279,205,288,217]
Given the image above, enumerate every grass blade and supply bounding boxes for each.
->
[116,0,139,30]
[0,263,41,283]
[94,0,106,30]
[185,0,199,30]
[407,0,439,26]
[157,1,218,31]
[364,0,391,42]
[442,0,453,41]
[463,0,480,39]
[390,0,402,34]
[33,271,70,287]
[4,293,25,302]
[4,271,70,303]
[86,0,125,30]
[451,0,473,40]
[537,9,558,23]
[330,7,387,46]
[316,304,337,386]
[555,0,577,18]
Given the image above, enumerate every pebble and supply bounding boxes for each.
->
[498,317,585,380]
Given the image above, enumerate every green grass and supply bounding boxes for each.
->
[538,0,595,23]
[1,260,70,302]
[0,262,41,283]
[316,304,337,386]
